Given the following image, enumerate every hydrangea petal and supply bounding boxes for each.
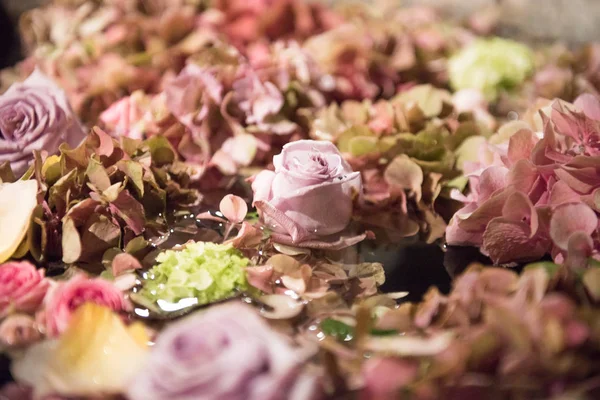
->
[549,203,597,250]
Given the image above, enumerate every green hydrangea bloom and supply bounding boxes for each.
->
[449,37,534,100]
[139,242,249,305]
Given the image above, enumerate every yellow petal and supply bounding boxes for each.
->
[13,303,148,398]
[0,180,38,263]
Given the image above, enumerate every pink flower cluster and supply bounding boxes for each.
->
[447,94,600,266]
[0,261,129,340]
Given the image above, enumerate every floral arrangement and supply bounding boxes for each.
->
[1,1,600,400]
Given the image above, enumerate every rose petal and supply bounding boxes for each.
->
[270,231,368,250]
[251,170,276,204]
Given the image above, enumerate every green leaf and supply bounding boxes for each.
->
[146,136,176,166]
[42,155,62,186]
[348,136,379,157]
[320,318,354,342]
[337,126,375,153]
[0,162,16,183]
[524,261,560,278]
[396,84,451,118]
[117,160,144,197]
[86,158,111,191]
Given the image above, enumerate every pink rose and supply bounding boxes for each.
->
[40,275,129,337]
[99,91,148,140]
[251,140,361,244]
[127,302,321,400]
[0,261,49,318]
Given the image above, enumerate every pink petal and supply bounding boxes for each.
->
[458,188,512,233]
[482,218,549,264]
[477,166,508,203]
[111,253,142,277]
[270,231,368,250]
[574,93,600,121]
[445,213,483,247]
[254,200,310,243]
[246,265,274,293]
[549,180,582,206]
[554,168,598,194]
[501,191,538,236]
[361,358,419,400]
[507,159,538,194]
[550,203,598,250]
[565,231,594,270]
[219,194,248,224]
[225,222,263,248]
[250,170,276,204]
[507,129,538,165]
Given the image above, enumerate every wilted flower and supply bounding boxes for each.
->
[0,70,85,177]
[251,140,361,245]
[127,302,321,400]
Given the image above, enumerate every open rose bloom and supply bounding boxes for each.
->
[0,70,85,177]
[252,140,365,249]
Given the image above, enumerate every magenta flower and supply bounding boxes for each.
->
[251,140,361,245]
[0,70,85,177]
[127,302,321,400]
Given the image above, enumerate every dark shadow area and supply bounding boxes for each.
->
[363,243,451,302]
[0,353,12,388]
[0,2,21,69]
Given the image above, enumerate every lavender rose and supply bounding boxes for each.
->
[0,70,85,177]
[251,140,361,243]
[127,302,321,400]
